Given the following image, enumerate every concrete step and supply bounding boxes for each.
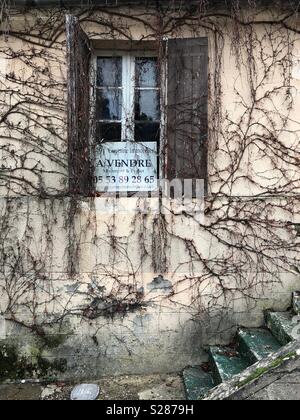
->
[204,340,300,401]
[237,328,282,364]
[182,367,215,400]
[209,346,250,385]
[266,311,297,345]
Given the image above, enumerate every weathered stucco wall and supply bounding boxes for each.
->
[0,3,299,379]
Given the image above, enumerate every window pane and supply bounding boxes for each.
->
[96,122,121,142]
[96,88,122,121]
[135,90,160,121]
[136,57,158,87]
[97,57,122,87]
[135,123,160,142]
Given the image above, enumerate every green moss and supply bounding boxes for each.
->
[236,352,297,389]
[41,333,69,350]
[0,341,67,383]
[0,325,71,382]
[35,355,67,377]
[0,343,27,382]
[237,367,269,388]
[29,346,41,362]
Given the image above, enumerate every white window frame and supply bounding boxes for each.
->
[93,50,161,140]
[92,49,167,182]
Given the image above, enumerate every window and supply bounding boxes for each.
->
[96,56,122,141]
[135,57,161,143]
[95,54,160,143]
[66,15,208,197]
[94,52,161,193]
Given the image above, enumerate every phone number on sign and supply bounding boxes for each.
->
[95,176,156,184]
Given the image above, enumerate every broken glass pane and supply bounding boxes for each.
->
[97,57,122,87]
[96,122,122,142]
[96,88,122,121]
[135,122,160,142]
[135,90,160,122]
[136,57,158,88]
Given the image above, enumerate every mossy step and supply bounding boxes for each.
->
[209,346,250,385]
[237,328,282,364]
[182,367,215,400]
[292,291,300,315]
[266,311,297,345]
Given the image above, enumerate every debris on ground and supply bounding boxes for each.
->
[0,373,185,400]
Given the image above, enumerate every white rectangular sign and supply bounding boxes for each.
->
[95,141,158,193]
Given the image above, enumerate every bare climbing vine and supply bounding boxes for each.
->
[0,0,299,343]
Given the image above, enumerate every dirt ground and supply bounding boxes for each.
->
[0,373,186,400]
